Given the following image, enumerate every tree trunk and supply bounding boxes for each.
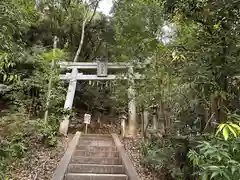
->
[44,36,58,123]
[73,18,87,63]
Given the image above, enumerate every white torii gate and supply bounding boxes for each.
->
[58,61,145,136]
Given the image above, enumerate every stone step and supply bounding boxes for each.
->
[81,134,112,138]
[80,136,113,141]
[78,140,114,147]
[71,156,122,165]
[65,173,128,180]
[74,150,119,158]
[76,145,117,152]
[67,164,125,174]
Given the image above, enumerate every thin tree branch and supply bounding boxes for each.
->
[203,113,215,132]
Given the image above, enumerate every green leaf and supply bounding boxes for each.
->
[214,23,221,29]
[210,171,219,179]
[231,166,237,174]
[216,124,225,135]
[9,75,14,82]
[223,126,229,140]
[230,123,240,132]
[202,172,208,180]
[222,171,231,180]
[208,166,220,171]
[228,125,237,137]
[217,154,222,161]
[3,74,7,82]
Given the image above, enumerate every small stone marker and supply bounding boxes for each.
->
[84,113,91,134]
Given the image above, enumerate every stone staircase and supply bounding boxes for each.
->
[52,133,139,180]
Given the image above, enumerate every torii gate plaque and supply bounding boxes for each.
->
[97,59,108,77]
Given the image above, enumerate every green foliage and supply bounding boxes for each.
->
[215,113,240,140]
[32,0,113,60]
[39,48,66,62]
[0,45,65,177]
[140,136,194,179]
[113,0,164,61]
[0,0,36,84]
[195,115,240,180]
[4,45,66,115]
[0,53,19,83]
[113,0,240,120]
[216,123,240,141]
[140,139,174,170]
[114,1,240,178]
[188,137,240,180]
[0,2,66,178]
[37,120,59,147]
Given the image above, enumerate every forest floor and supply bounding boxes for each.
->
[9,136,70,180]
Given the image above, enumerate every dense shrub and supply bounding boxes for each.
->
[140,136,195,180]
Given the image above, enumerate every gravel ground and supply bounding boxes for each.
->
[9,136,70,180]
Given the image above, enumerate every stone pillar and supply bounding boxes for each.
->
[128,66,137,137]
[157,102,166,135]
[152,107,158,130]
[153,114,158,130]
[143,109,149,131]
[120,114,127,137]
[59,68,78,135]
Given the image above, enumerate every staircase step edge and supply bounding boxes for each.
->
[66,173,127,177]
[69,164,124,167]
[72,156,120,159]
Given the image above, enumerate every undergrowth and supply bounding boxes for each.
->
[0,113,60,179]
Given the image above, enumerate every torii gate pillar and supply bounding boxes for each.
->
[59,68,78,135]
[128,66,137,137]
